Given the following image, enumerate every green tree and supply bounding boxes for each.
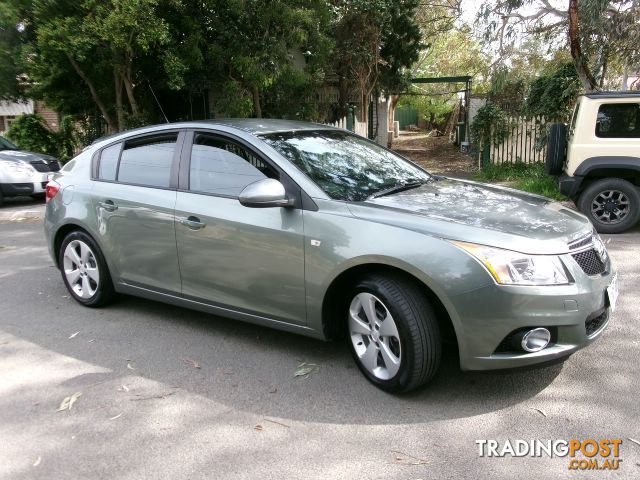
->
[332,0,423,121]
[476,0,640,91]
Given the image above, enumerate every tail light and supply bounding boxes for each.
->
[45,181,60,203]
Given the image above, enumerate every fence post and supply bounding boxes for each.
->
[347,105,355,132]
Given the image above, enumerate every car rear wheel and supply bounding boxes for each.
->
[347,274,441,392]
[59,231,115,307]
[577,178,640,234]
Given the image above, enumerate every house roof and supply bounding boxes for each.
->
[0,100,34,116]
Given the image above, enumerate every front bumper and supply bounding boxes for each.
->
[451,254,615,371]
[0,172,49,196]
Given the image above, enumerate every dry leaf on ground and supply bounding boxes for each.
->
[182,358,201,369]
[57,392,82,412]
[392,450,430,466]
[294,362,319,378]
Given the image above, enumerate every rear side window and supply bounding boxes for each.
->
[188,133,276,196]
[595,103,640,138]
[98,143,121,180]
[117,134,177,187]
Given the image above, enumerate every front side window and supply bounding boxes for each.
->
[189,133,276,196]
[595,103,640,138]
[117,133,177,187]
[260,130,432,202]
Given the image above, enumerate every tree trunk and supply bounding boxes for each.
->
[388,95,400,131]
[338,76,350,118]
[67,53,117,132]
[114,70,125,131]
[252,87,262,118]
[568,0,598,91]
[124,62,140,117]
[358,89,369,123]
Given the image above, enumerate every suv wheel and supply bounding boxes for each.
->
[578,178,640,234]
[347,274,441,392]
[59,231,115,307]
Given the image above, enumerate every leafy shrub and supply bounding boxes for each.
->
[523,62,580,119]
[6,113,81,162]
[470,103,511,146]
[5,114,59,157]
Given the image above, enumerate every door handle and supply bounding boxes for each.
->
[180,215,206,230]
[98,200,118,212]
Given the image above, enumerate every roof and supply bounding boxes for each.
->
[91,118,338,145]
[583,91,640,99]
[198,118,336,134]
[0,100,34,116]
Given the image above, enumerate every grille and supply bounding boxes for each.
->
[571,248,606,275]
[585,311,607,336]
[29,160,60,172]
[568,235,592,250]
[30,161,50,172]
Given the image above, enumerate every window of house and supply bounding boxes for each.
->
[595,103,640,138]
[117,133,177,187]
[188,133,276,196]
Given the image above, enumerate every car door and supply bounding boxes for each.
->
[174,130,306,324]
[91,131,183,293]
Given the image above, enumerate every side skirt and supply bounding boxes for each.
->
[115,282,324,340]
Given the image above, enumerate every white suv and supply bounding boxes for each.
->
[547,92,640,233]
[0,136,61,205]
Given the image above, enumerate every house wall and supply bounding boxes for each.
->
[35,102,60,131]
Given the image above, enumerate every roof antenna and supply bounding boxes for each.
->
[148,84,169,123]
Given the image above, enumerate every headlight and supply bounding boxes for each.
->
[451,241,570,285]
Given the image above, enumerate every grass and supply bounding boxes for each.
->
[473,162,567,201]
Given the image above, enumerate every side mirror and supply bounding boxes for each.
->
[238,178,293,208]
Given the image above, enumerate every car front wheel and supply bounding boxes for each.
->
[59,231,115,307]
[577,178,640,234]
[347,274,441,393]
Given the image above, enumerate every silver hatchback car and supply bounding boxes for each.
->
[44,120,617,392]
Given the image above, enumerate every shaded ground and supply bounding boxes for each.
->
[392,131,478,179]
[0,210,639,479]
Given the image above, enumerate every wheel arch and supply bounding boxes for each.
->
[576,157,640,189]
[321,262,459,350]
[52,221,109,270]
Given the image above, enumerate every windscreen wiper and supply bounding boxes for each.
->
[369,180,428,199]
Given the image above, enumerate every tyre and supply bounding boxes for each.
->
[577,178,640,234]
[0,189,4,207]
[58,230,115,307]
[347,274,441,393]
[545,123,567,175]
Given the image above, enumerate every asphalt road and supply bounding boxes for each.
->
[1,198,639,479]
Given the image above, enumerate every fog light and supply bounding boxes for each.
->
[520,328,551,352]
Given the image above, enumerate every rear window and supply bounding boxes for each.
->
[117,134,177,187]
[595,103,640,138]
[98,143,121,180]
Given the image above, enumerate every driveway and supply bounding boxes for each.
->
[0,209,638,479]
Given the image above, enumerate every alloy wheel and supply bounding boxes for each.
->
[591,189,630,225]
[63,239,100,299]
[348,292,402,380]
